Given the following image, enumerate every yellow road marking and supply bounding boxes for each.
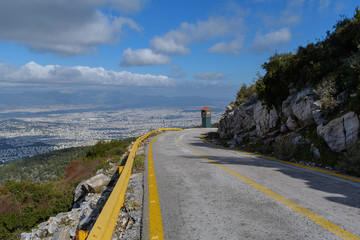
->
[201,134,360,183]
[178,134,360,240]
[148,134,165,240]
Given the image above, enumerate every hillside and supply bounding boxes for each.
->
[0,146,90,185]
[215,8,360,177]
[0,137,135,240]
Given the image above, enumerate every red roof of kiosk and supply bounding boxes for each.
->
[201,107,210,111]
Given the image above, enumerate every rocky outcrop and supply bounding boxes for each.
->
[218,87,360,157]
[317,112,359,152]
[219,88,317,138]
[218,101,256,138]
[21,173,115,240]
[21,208,84,240]
[254,101,279,136]
[291,88,316,125]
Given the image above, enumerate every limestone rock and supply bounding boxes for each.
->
[286,116,300,131]
[20,233,32,240]
[311,100,325,126]
[312,109,325,126]
[52,228,71,240]
[74,174,111,202]
[281,88,317,127]
[292,88,316,125]
[218,101,256,138]
[86,174,111,192]
[317,112,359,152]
[74,180,87,203]
[253,101,279,136]
[282,94,296,119]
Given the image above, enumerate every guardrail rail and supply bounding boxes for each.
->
[83,128,182,240]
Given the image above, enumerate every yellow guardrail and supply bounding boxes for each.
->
[85,128,182,240]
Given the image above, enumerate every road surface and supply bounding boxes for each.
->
[143,128,360,240]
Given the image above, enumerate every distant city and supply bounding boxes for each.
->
[0,106,223,165]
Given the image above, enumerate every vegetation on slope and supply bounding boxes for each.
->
[0,146,90,185]
[235,7,360,116]
[226,8,360,176]
[0,137,135,240]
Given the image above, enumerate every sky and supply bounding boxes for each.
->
[0,0,359,102]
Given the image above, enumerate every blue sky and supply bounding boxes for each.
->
[0,0,359,101]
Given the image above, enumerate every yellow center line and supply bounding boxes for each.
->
[178,134,360,240]
[200,133,360,183]
[148,133,165,240]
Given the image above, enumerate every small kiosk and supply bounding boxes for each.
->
[201,107,211,128]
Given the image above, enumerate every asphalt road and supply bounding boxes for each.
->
[143,128,360,240]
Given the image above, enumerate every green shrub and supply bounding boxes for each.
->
[0,180,73,239]
[255,7,360,108]
[335,142,360,176]
[86,138,135,160]
[275,137,295,160]
[0,146,89,185]
[314,75,340,113]
[133,154,145,173]
[235,84,257,106]
[243,141,273,154]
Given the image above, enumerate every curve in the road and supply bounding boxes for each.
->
[178,133,360,240]
[200,133,360,183]
[145,129,360,240]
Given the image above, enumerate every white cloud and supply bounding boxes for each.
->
[120,48,171,66]
[263,0,305,26]
[150,16,244,56]
[97,0,149,13]
[0,61,175,88]
[208,37,244,55]
[0,0,144,56]
[251,28,291,53]
[194,72,228,80]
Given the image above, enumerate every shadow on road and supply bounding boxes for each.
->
[184,138,360,210]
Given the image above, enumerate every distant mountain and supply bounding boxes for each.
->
[0,89,229,110]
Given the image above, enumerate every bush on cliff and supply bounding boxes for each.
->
[234,7,360,112]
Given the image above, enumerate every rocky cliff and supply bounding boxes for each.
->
[218,87,360,170]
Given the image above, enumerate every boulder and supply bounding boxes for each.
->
[312,109,325,126]
[74,174,111,202]
[86,174,111,192]
[291,88,316,126]
[74,180,87,203]
[317,112,359,152]
[311,100,325,126]
[281,94,296,119]
[286,116,300,131]
[281,88,317,127]
[218,101,256,138]
[253,101,279,136]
